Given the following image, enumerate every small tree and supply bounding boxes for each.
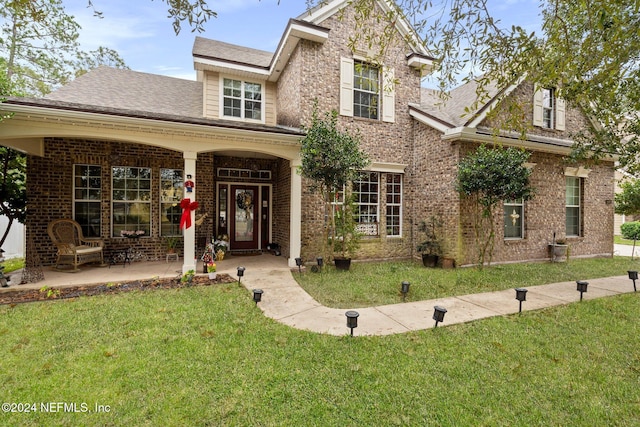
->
[615,179,640,218]
[299,103,369,261]
[456,144,534,267]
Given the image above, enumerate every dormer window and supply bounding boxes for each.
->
[223,78,262,121]
[533,86,565,131]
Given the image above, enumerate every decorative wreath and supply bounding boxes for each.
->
[236,191,253,210]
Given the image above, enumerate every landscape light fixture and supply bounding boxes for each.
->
[237,266,246,284]
[295,257,303,274]
[317,257,323,268]
[515,288,528,313]
[432,306,447,328]
[628,270,638,292]
[345,310,359,336]
[252,289,263,304]
[576,280,588,301]
[401,281,410,302]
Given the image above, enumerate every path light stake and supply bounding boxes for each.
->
[295,257,303,275]
[345,311,359,336]
[252,289,263,305]
[433,306,447,328]
[576,280,588,301]
[401,281,410,302]
[237,266,246,284]
[628,270,638,292]
[316,257,323,270]
[515,288,528,313]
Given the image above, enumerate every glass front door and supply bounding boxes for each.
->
[230,185,259,250]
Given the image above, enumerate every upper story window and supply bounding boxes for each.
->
[533,86,565,131]
[222,78,262,121]
[353,61,379,119]
[340,57,395,123]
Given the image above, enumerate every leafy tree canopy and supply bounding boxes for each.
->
[615,178,640,216]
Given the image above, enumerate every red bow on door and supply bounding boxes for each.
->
[180,198,199,229]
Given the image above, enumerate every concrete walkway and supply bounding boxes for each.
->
[3,250,638,336]
[240,263,636,336]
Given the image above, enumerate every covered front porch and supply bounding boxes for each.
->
[0,100,306,278]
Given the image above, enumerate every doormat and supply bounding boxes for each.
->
[228,250,263,257]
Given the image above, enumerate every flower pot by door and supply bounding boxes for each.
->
[334,257,351,271]
[208,272,217,280]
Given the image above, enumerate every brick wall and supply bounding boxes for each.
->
[284,3,422,261]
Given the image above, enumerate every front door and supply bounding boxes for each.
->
[230,185,259,250]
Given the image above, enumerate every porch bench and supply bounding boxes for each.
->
[47,219,106,272]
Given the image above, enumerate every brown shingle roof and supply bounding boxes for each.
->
[192,37,273,69]
[419,79,501,127]
[44,66,203,118]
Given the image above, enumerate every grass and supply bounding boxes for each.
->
[0,282,639,425]
[614,235,637,245]
[1,257,24,273]
[295,256,639,308]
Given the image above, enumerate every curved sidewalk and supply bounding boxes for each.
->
[239,264,636,336]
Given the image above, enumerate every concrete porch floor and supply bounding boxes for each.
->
[2,252,288,291]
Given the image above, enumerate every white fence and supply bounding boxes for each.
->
[0,216,24,259]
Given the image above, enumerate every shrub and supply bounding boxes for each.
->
[620,221,640,240]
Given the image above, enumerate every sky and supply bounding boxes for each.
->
[64,0,543,84]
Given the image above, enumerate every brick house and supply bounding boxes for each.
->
[0,0,614,271]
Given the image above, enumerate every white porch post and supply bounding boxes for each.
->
[289,159,302,268]
[182,151,197,274]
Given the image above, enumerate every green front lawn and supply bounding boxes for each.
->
[1,257,24,273]
[1,282,638,425]
[296,257,638,308]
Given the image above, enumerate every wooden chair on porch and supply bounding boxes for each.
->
[47,218,105,272]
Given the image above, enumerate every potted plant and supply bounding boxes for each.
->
[206,262,217,280]
[164,236,180,253]
[213,235,229,260]
[417,216,443,268]
[549,237,568,260]
[330,193,361,271]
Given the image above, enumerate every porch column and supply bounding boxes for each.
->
[289,160,302,268]
[182,151,197,274]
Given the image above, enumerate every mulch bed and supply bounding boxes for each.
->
[0,274,236,306]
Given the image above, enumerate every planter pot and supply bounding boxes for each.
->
[549,244,568,260]
[441,257,455,269]
[208,272,217,280]
[422,254,439,268]
[334,257,352,271]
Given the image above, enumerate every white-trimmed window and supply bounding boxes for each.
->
[112,167,151,237]
[73,164,101,238]
[354,61,379,120]
[566,176,581,236]
[504,199,524,239]
[386,173,402,237]
[160,169,183,236]
[340,57,395,122]
[353,171,379,236]
[533,86,565,130]
[222,78,262,121]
